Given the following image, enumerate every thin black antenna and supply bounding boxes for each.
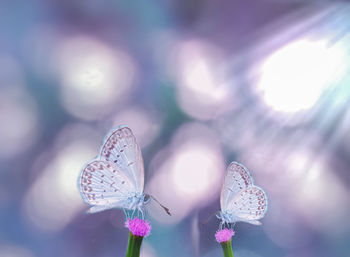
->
[150,195,171,216]
[202,211,218,226]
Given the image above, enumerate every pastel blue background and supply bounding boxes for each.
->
[0,1,349,257]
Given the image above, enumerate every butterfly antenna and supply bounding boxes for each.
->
[202,211,218,226]
[149,195,171,216]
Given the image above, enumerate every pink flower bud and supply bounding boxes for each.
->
[215,228,235,243]
[125,217,152,237]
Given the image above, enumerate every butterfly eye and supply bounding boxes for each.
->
[144,194,151,204]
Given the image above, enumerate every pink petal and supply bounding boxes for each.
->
[125,217,152,237]
[215,228,235,243]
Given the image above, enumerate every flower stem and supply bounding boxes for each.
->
[220,239,234,257]
[126,232,144,257]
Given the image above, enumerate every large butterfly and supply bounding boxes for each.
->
[78,125,170,217]
[217,162,268,228]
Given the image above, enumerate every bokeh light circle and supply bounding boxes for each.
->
[56,36,137,120]
[167,38,233,120]
[258,39,345,113]
[147,122,225,224]
[23,124,102,232]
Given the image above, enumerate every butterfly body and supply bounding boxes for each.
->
[217,210,238,224]
[218,162,268,228]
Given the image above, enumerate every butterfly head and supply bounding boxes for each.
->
[143,194,151,205]
[125,192,146,210]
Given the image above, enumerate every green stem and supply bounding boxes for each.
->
[221,239,234,257]
[126,232,144,257]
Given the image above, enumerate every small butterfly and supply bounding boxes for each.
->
[216,162,268,229]
[78,125,170,218]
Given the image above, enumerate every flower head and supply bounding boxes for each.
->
[125,217,152,237]
[215,228,235,243]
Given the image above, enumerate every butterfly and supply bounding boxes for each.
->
[78,125,170,218]
[216,162,268,228]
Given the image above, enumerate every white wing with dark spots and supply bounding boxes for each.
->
[219,162,268,226]
[225,186,267,224]
[78,160,135,212]
[99,125,144,193]
[220,162,253,210]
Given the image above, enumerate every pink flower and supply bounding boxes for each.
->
[215,228,235,243]
[125,217,152,237]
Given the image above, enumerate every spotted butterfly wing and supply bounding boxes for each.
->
[79,160,136,213]
[99,125,144,193]
[220,162,267,225]
[225,186,267,225]
[220,162,253,211]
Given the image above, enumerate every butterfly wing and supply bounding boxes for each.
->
[78,160,136,213]
[99,125,144,193]
[225,186,268,225]
[220,162,254,211]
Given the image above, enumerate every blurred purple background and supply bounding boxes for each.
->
[0,0,350,257]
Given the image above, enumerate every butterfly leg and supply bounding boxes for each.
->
[230,222,236,230]
[123,209,128,219]
[137,206,145,220]
[140,209,144,220]
[131,208,136,218]
[126,209,132,219]
[143,208,148,220]
[137,208,142,219]
[222,221,229,229]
